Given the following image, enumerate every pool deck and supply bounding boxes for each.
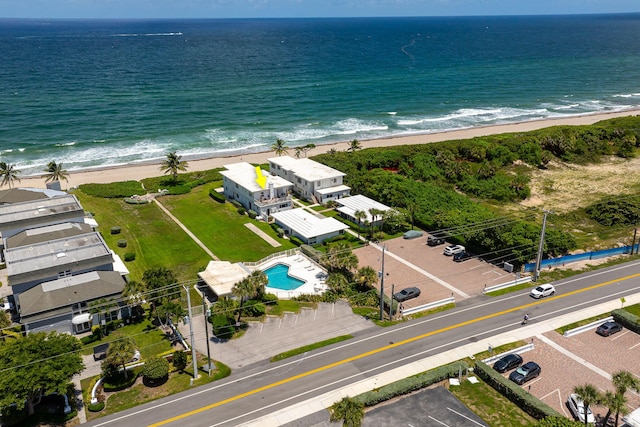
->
[253,254,328,298]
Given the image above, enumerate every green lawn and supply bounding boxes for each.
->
[158,184,296,262]
[449,378,536,427]
[80,319,173,360]
[74,190,211,282]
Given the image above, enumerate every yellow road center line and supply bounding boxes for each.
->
[149,272,640,426]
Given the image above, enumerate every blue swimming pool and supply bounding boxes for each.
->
[263,263,305,291]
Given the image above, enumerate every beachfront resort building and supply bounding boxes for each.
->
[271,208,349,245]
[335,194,393,227]
[220,162,294,217]
[267,156,351,203]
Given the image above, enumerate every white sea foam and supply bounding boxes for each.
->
[55,141,76,147]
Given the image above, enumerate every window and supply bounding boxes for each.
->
[58,270,72,278]
[105,310,119,322]
[74,322,91,334]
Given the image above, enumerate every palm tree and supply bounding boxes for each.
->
[0,162,21,189]
[368,208,382,239]
[42,160,69,183]
[231,271,267,323]
[573,384,600,427]
[159,151,188,184]
[302,143,315,157]
[353,210,366,238]
[294,147,303,158]
[107,336,137,380]
[270,139,289,156]
[612,370,640,396]
[601,390,629,427]
[326,272,349,294]
[347,139,361,152]
[329,396,364,427]
[356,266,378,289]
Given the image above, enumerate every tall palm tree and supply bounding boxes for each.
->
[329,396,364,427]
[573,384,600,427]
[42,160,69,183]
[353,210,366,238]
[0,162,21,189]
[159,151,188,184]
[347,139,361,152]
[302,143,315,157]
[368,208,382,239]
[601,390,629,427]
[270,139,289,156]
[326,272,349,294]
[612,370,640,396]
[232,271,266,323]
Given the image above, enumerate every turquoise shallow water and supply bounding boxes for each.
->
[1,15,640,175]
[264,264,305,291]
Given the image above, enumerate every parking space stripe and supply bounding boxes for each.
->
[447,408,488,426]
[536,334,612,380]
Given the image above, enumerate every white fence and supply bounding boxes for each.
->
[481,342,535,364]
[482,276,532,294]
[401,296,455,316]
[563,316,613,337]
[243,248,300,268]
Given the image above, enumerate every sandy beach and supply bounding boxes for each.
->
[17,109,640,190]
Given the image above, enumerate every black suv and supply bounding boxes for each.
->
[492,353,523,373]
[453,251,471,262]
[427,233,447,246]
[509,361,541,385]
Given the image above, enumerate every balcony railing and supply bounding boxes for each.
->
[254,195,292,207]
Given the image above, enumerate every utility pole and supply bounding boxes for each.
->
[183,285,199,384]
[201,289,213,375]
[379,246,386,321]
[533,211,550,282]
[632,228,638,255]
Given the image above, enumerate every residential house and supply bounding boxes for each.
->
[267,156,350,203]
[220,162,294,217]
[271,208,349,245]
[335,194,392,227]
[17,270,126,334]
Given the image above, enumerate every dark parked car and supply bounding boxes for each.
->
[493,353,523,373]
[509,361,541,385]
[453,251,472,262]
[393,287,421,302]
[427,233,447,246]
[596,321,622,337]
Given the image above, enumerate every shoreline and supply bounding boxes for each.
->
[16,109,640,190]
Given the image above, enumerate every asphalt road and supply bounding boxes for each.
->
[85,260,640,427]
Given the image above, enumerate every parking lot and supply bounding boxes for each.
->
[354,235,517,309]
[499,327,640,420]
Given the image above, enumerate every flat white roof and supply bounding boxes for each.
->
[315,184,351,195]
[271,208,349,239]
[198,260,251,297]
[268,156,345,182]
[335,194,392,222]
[220,162,293,193]
[0,194,83,225]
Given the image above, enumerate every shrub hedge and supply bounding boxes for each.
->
[355,360,468,406]
[237,207,246,215]
[612,308,640,334]
[289,236,304,246]
[474,360,561,420]
[87,401,105,412]
[248,210,257,219]
[78,181,144,198]
[230,200,242,208]
[124,252,136,262]
[209,189,226,203]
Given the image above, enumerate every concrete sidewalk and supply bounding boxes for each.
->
[179,300,374,370]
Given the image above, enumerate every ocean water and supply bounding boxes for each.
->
[1,15,640,175]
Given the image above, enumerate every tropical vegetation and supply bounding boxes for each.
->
[160,151,189,183]
[0,161,21,188]
[42,160,69,183]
